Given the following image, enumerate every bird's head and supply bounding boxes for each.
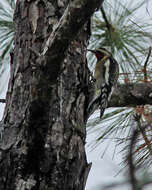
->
[87,48,111,61]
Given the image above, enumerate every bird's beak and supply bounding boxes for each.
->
[87,49,96,54]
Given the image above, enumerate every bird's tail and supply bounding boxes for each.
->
[87,84,112,118]
[87,93,101,117]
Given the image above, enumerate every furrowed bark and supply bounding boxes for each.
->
[0,0,103,190]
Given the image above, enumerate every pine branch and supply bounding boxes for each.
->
[109,83,152,107]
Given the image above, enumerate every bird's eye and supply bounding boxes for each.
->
[95,52,104,60]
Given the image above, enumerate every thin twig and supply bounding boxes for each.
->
[128,129,140,190]
[100,6,111,32]
[143,47,151,82]
[128,114,141,190]
[128,114,152,190]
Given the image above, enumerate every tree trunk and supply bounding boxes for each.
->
[0,0,103,189]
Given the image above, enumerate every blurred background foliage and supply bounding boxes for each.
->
[87,0,152,155]
[0,0,15,59]
[86,0,152,189]
[88,0,152,76]
[0,0,15,95]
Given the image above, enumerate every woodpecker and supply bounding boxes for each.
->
[87,48,119,118]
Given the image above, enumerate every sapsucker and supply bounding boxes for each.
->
[87,48,119,118]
